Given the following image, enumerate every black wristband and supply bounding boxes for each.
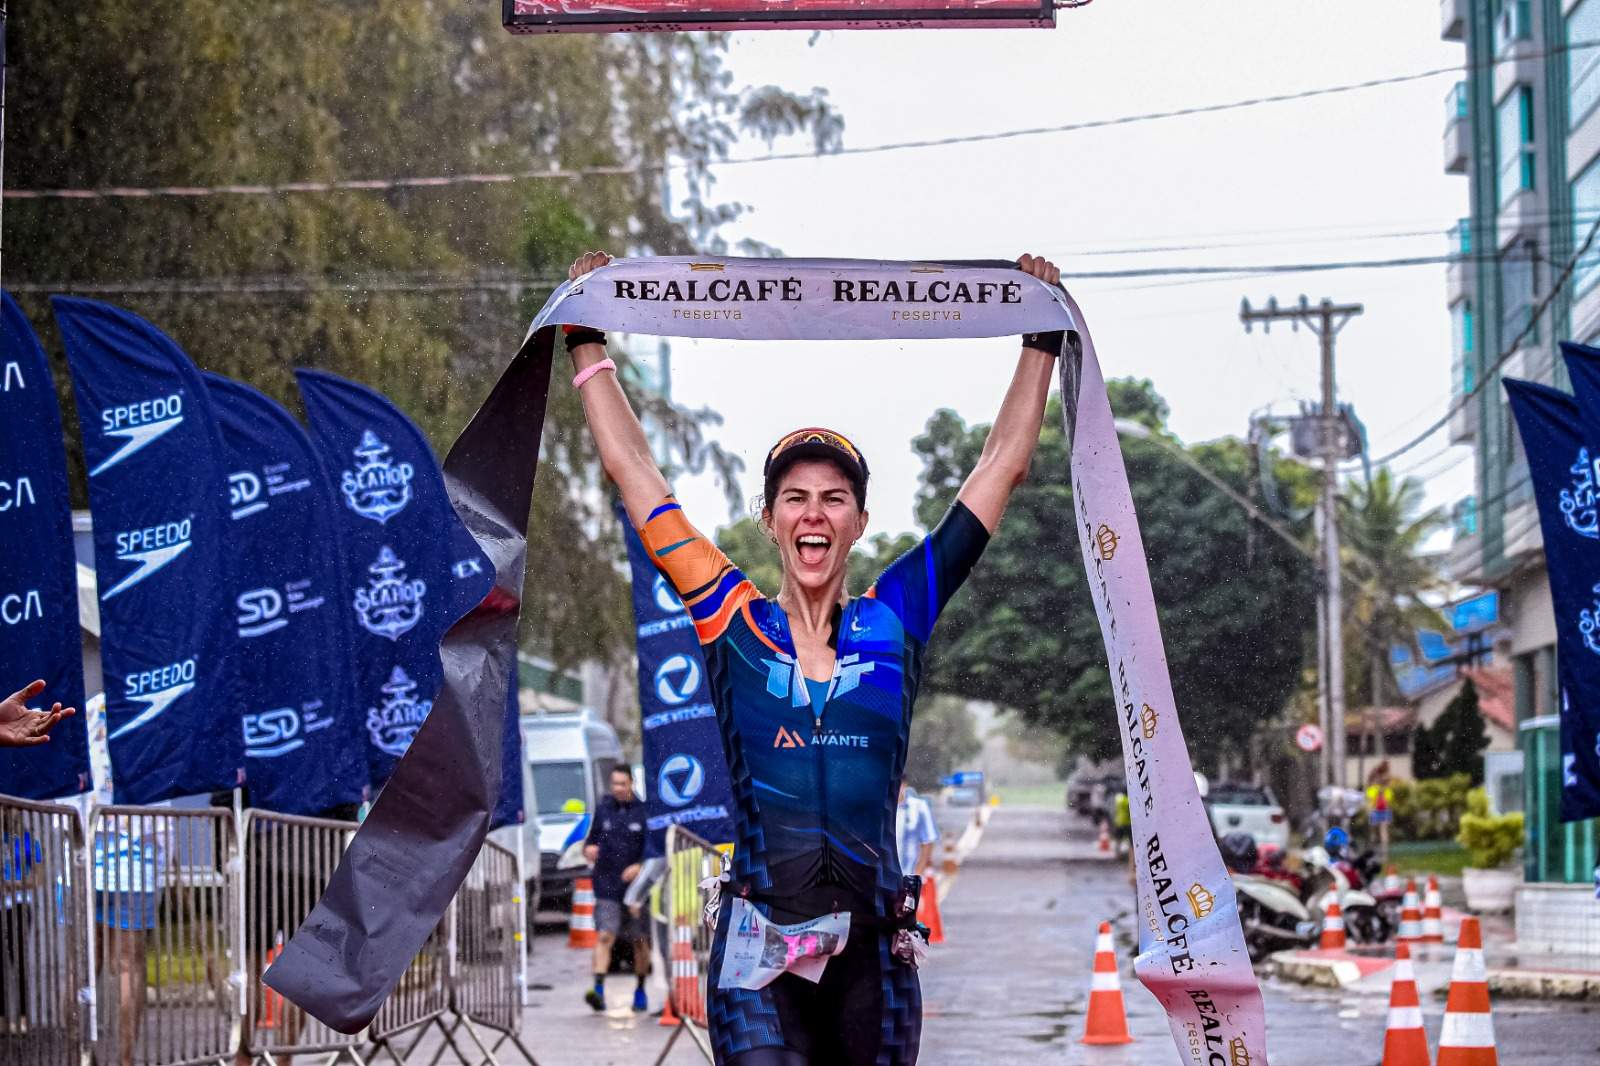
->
[1021,330,1065,358]
[564,328,607,352]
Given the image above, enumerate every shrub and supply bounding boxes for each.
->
[1390,774,1472,841]
[1457,788,1524,869]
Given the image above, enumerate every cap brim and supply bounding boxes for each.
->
[766,442,867,487]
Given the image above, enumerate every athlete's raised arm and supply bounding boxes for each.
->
[563,250,672,527]
[954,253,1062,533]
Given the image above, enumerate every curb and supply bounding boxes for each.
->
[1267,950,1375,989]
[1486,966,1600,1001]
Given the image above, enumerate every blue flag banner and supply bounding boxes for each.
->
[0,292,89,798]
[54,297,242,803]
[202,373,368,815]
[491,671,524,831]
[1504,369,1600,823]
[616,500,733,856]
[294,370,492,788]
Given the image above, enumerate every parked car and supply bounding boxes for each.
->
[1204,782,1289,850]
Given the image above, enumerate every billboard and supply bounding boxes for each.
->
[504,0,1055,34]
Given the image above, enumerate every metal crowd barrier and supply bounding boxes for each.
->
[241,809,361,1062]
[90,803,239,1066]
[0,795,88,1066]
[651,825,720,1066]
[0,793,533,1066]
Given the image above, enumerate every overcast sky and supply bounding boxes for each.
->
[652,0,1471,544]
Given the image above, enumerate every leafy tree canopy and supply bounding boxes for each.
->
[911,378,1317,771]
[9,3,842,670]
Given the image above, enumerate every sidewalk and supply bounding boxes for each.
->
[1268,906,1600,1000]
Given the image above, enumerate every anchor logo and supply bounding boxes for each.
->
[353,546,427,641]
[340,430,415,524]
[365,665,432,758]
[1560,447,1600,539]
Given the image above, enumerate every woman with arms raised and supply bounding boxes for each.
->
[563,250,1062,1066]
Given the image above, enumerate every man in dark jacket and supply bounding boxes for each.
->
[582,765,649,1011]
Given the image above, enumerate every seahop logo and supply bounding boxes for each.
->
[341,430,415,524]
[1139,703,1158,740]
[773,725,807,749]
[1229,1037,1253,1066]
[1579,583,1600,656]
[366,665,432,757]
[353,546,427,641]
[1094,523,1120,561]
[1560,448,1600,539]
[1187,882,1216,919]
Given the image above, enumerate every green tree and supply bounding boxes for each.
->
[1428,679,1490,785]
[1338,468,1447,712]
[8,3,842,670]
[903,696,982,792]
[910,379,1316,770]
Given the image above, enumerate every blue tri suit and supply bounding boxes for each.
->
[639,496,989,1066]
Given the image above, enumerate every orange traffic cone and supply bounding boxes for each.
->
[1081,921,1133,1045]
[1096,823,1112,854]
[568,877,598,949]
[1422,876,1445,944]
[1384,865,1403,893]
[1437,917,1496,1065]
[1381,943,1429,1066]
[658,992,681,1027]
[1397,879,1423,946]
[259,941,284,1030]
[917,875,945,945]
[1319,893,1347,950]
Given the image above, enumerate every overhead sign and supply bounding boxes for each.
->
[943,770,985,787]
[1449,590,1499,634]
[1295,723,1324,753]
[504,0,1054,33]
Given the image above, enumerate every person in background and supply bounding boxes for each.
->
[1365,762,1394,863]
[0,680,75,748]
[895,784,938,880]
[582,766,650,1013]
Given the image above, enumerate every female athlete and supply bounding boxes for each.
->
[564,249,1062,1065]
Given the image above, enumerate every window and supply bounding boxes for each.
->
[1572,0,1600,125]
[1454,496,1479,539]
[1573,154,1600,297]
[1499,240,1539,346]
[530,760,587,816]
[1495,0,1533,53]
[1496,85,1536,204]
[1452,299,1476,397]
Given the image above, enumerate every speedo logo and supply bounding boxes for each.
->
[114,658,198,740]
[104,517,193,600]
[93,394,184,476]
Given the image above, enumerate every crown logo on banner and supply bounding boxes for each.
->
[1094,523,1120,561]
[1229,1037,1253,1066]
[1187,883,1216,919]
[1140,704,1159,740]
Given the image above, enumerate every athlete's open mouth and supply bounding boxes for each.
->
[795,533,831,566]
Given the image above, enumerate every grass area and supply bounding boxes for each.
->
[1387,839,1472,878]
[991,782,1066,807]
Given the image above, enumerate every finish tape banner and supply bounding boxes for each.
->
[270,257,1268,1063]
[617,498,735,856]
[0,292,89,799]
[1505,367,1600,823]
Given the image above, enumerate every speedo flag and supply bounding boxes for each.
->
[0,292,89,798]
[294,370,492,788]
[203,372,368,815]
[55,297,242,803]
[1511,361,1600,822]
[617,499,733,855]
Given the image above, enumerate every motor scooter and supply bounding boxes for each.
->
[1220,834,1319,961]
[1300,846,1393,944]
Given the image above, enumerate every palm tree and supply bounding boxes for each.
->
[1338,468,1448,777]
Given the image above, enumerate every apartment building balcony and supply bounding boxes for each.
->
[1446,218,1474,305]
[1442,0,1465,39]
[1444,82,1469,174]
[1447,496,1482,583]
[1497,186,1546,250]
[1493,2,1541,102]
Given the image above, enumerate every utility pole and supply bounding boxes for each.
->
[1241,296,1364,800]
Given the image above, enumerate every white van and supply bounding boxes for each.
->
[491,708,625,914]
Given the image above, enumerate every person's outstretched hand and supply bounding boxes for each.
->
[0,680,75,747]
[1016,252,1061,286]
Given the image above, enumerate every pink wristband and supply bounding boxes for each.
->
[572,357,617,390]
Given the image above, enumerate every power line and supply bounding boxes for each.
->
[10,39,1600,204]
[1369,210,1600,467]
